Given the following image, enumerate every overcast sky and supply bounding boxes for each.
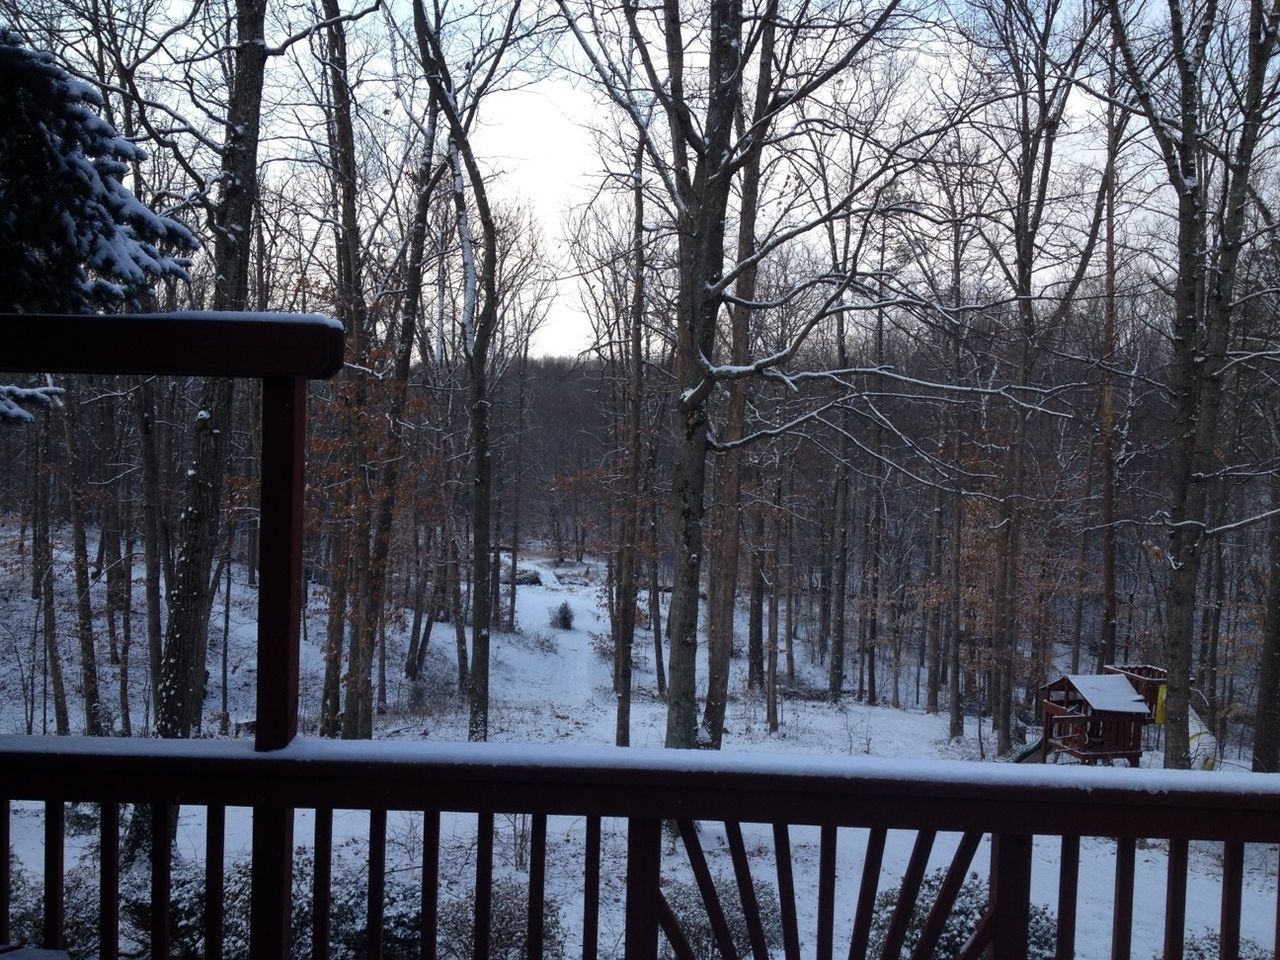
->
[473,77,601,357]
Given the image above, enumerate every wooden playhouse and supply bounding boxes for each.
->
[1040,673,1150,766]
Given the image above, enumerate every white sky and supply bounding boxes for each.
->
[474,78,602,357]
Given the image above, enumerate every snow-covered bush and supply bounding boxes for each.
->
[436,877,568,960]
[6,851,42,947]
[549,601,575,630]
[865,869,1056,960]
[1163,930,1270,960]
[659,872,784,960]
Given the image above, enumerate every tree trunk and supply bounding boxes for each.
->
[158,0,266,738]
[64,384,103,735]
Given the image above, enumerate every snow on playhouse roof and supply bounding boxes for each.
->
[1055,673,1150,714]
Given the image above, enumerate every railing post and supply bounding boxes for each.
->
[251,375,306,960]
[624,818,661,960]
[989,833,1032,960]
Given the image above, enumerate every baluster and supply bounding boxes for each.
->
[100,802,119,960]
[43,800,64,950]
[475,811,494,959]
[988,833,1032,960]
[817,825,837,960]
[1,797,9,946]
[582,816,600,960]
[771,824,801,960]
[151,803,172,960]
[848,828,886,960]
[879,830,936,960]
[313,808,333,960]
[725,822,769,960]
[207,805,225,960]
[624,818,661,960]
[1220,841,1243,960]
[251,806,294,960]
[1055,835,1079,960]
[527,815,547,960]
[676,820,737,960]
[911,831,980,960]
[1164,838,1188,960]
[656,892,696,960]
[1112,837,1135,960]
[368,809,387,960]
[421,810,439,960]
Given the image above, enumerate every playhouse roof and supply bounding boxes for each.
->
[1048,674,1149,714]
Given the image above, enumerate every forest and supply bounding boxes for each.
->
[1,0,1279,775]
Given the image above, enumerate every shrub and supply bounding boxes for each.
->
[865,869,1055,960]
[437,877,568,960]
[659,872,784,960]
[1165,931,1270,960]
[549,601,575,630]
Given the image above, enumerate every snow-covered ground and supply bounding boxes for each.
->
[1,522,1277,957]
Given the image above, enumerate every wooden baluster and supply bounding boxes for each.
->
[474,811,494,960]
[771,824,801,960]
[879,830,936,960]
[1056,835,1079,960]
[656,892,696,960]
[43,800,64,949]
[151,803,172,960]
[910,832,980,960]
[848,828,886,960]
[207,805,225,960]
[0,798,9,947]
[624,818,661,960]
[368,809,386,960]
[1220,841,1244,960]
[817,825,837,960]
[989,833,1032,960]
[100,802,120,960]
[676,820,737,960]
[1164,838,1188,960]
[313,808,333,960]
[1,797,9,946]
[725,822,769,960]
[582,816,600,960]
[421,810,439,960]
[527,815,547,960]
[1112,837,1135,960]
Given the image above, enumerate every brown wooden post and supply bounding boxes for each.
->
[251,375,305,960]
[989,833,1032,960]
[624,818,661,960]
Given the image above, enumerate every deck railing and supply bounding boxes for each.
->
[2,313,1279,960]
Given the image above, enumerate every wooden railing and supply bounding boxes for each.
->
[3,313,1280,960]
[3,739,1280,959]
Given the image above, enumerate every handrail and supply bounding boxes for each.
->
[3,311,344,378]
[4,736,1279,842]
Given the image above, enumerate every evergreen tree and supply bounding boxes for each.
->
[0,27,194,360]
